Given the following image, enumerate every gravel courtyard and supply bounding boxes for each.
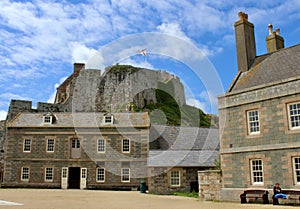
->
[0,189,294,209]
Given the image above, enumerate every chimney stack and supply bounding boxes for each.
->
[234,12,256,72]
[266,24,284,53]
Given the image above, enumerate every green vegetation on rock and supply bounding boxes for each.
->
[135,88,213,127]
[109,64,140,74]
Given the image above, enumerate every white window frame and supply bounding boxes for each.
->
[287,102,300,130]
[170,170,180,187]
[103,116,113,124]
[71,139,80,148]
[45,167,53,182]
[96,168,105,182]
[293,157,300,185]
[43,116,52,124]
[250,159,264,185]
[21,167,30,181]
[247,110,260,135]
[121,168,130,182]
[97,139,105,153]
[122,139,130,153]
[23,139,31,152]
[46,139,55,153]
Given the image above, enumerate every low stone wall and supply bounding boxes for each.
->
[198,170,221,201]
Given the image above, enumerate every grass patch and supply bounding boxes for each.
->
[173,192,199,198]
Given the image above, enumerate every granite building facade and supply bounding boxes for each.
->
[3,112,150,190]
[218,12,300,201]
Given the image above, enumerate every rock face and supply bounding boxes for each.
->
[56,64,185,113]
[7,63,186,120]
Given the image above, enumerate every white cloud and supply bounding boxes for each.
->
[0,110,7,120]
[186,98,207,112]
[0,93,32,101]
[0,0,299,117]
[157,22,192,42]
[156,22,221,58]
[119,57,154,69]
[47,76,68,103]
[186,90,219,114]
[71,43,97,64]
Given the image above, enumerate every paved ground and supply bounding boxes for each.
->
[0,189,295,209]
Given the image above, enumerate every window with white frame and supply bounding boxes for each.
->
[21,167,29,181]
[23,139,31,152]
[103,115,113,124]
[122,139,130,153]
[288,102,300,130]
[46,139,55,152]
[43,116,52,124]
[45,167,53,182]
[293,157,300,184]
[97,139,105,153]
[121,168,130,182]
[71,139,80,148]
[247,110,260,134]
[96,168,105,182]
[250,159,264,184]
[170,170,180,186]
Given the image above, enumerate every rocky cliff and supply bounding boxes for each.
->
[7,63,215,127]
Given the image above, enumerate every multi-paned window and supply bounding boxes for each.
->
[250,159,264,184]
[21,167,29,181]
[170,170,180,186]
[293,157,300,184]
[45,167,53,182]
[71,139,80,148]
[46,139,55,152]
[121,168,130,182]
[96,168,105,182]
[43,116,52,124]
[105,116,112,123]
[23,139,31,152]
[247,110,260,134]
[288,102,300,129]
[122,139,130,153]
[103,115,113,124]
[97,139,105,153]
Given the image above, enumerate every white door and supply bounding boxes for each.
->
[61,167,68,189]
[80,168,87,189]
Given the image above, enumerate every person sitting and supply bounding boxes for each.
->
[273,183,288,205]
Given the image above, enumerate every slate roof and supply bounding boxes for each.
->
[229,44,300,92]
[148,125,219,167]
[7,112,150,128]
[148,150,219,167]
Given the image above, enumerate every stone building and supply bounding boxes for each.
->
[148,125,219,194]
[218,12,300,201]
[2,60,217,191]
[0,120,5,183]
[3,111,149,189]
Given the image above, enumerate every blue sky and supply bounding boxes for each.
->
[0,0,300,120]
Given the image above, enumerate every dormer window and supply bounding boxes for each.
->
[43,112,56,125]
[43,116,52,124]
[105,116,112,123]
[103,115,113,124]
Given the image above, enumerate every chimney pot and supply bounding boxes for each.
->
[266,25,284,53]
[238,11,248,21]
[268,24,273,35]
